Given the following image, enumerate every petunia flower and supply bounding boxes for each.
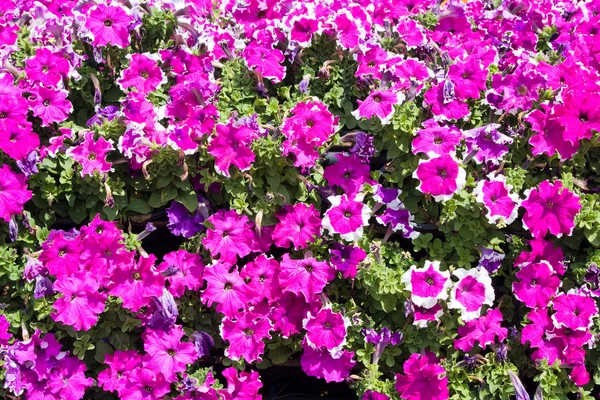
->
[189,331,215,359]
[218,367,263,400]
[207,123,256,177]
[412,302,444,328]
[29,86,73,126]
[68,131,114,177]
[463,124,512,165]
[243,42,286,83]
[25,48,70,88]
[304,308,348,352]
[413,154,466,202]
[240,255,282,303]
[0,165,32,222]
[85,4,133,48]
[476,247,505,274]
[203,210,255,264]
[401,261,451,309]
[423,81,470,121]
[521,180,581,238]
[202,261,249,318]
[13,330,65,379]
[47,356,93,400]
[117,53,166,94]
[97,350,141,394]
[300,339,356,383]
[372,185,402,210]
[108,254,165,312]
[526,105,579,161]
[39,231,82,278]
[513,262,561,309]
[352,89,404,125]
[279,254,336,302]
[323,154,373,197]
[551,292,598,331]
[158,250,205,298]
[395,352,449,400]
[448,268,495,321]
[0,127,40,163]
[454,308,508,352]
[143,325,198,381]
[0,95,29,131]
[322,194,371,242]
[272,203,321,249]
[363,390,391,400]
[412,120,462,157]
[220,312,272,362]
[375,207,420,240]
[474,175,520,225]
[122,367,171,400]
[329,243,367,279]
[515,237,565,275]
[51,271,107,331]
[166,199,209,239]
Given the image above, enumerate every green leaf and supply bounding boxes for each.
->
[269,346,292,365]
[177,190,199,212]
[128,198,152,214]
[109,331,129,350]
[68,200,88,224]
[380,294,397,312]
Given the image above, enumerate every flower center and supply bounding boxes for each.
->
[104,19,113,27]
[167,349,176,356]
[306,119,315,127]
[546,201,554,208]
[434,136,442,145]
[304,264,314,273]
[88,152,97,161]
[42,65,49,73]
[259,275,266,283]
[324,322,332,328]
[224,282,233,290]
[133,272,141,280]
[140,71,149,79]
[373,95,381,103]
[573,308,580,317]
[59,249,66,257]
[517,85,527,95]
[43,99,50,106]
[144,386,153,392]
[243,328,254,336]
[0,112,5,118]
[426,277,434,285]
[439,169,447,178]
[343,171,351,179]
[344,211,352,218]
[530,279,537,286]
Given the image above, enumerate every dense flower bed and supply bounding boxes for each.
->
[1,0,600,399]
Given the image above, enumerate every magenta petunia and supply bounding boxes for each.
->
[401,261,451,309]
[218,367,263,400]
[202,261,249,318]
[122,367,171,400]
[243,42,286,83]
[0,126,39,162]
[474,175,520,225]
[423,81,470,121]
[412,120,462,157]
[207,122,256,177]
[323,154,373,197]
[376,207,419,240]
[202,209,254,264]
[448,268,494,321]
[143,325,198,381]
[221,312,272,362]
[412,302,444,328]
[39,231,82,278]
[363,390,391,400]
[304,307,348,352]
[300,339,356,383]
[0,165,32,222]
[448,58,488,100]
[117,53,165,94]
[329,243,367,279]
[413,155,466,202]
[25,48,70,88]
[463,124,512,165]
[526,105,579,161]
[515,237,565,276]
[395,352,449,400]
[13,330,64,379]
[352,89,404,125]
[0,315,11,346]
[47,356,93,400]
[454,308,508,352]
[279,254,336,302]
[51,271,107,331]
[551,292,598,331]
[108,254,165,312]
[513,262,561,309]
[30,86,73,126]
[240,255,282,303]
[322,194,371,242]
[97,350,141,394]
[68,131,114,177]
[159,250,205,298]
[272,203,321,249]
[521,180,581,238]
[85,4,133,48]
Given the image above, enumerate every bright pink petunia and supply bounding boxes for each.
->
[13,330,64,379]
[207,123,256,177]
[0,315,11,346]
[526,105,579,161]
[202,210,255,264]
[0,126,39,162]
[454,308,508,352]
[240,255,282,303]
[395,352,449,400]
[323,154,373,197]
[159,250,205,298]
[272,203,321,249]
[218,367,263,400]
[30,86,73,126]
[413,155,466,202]
[513,262,561,309]
[0,165,32,222]
[300,339,356,383]
[68,131,114,177]
[515,237,565,275]
[143,325,198,381]
[322,194,371,242]
[447,58,488,100]
[521,180,581,238]
[25,48,70,88]
[202,261,249,317]
[412,120,462,157]
[0,95,29,131]
[521,308,553,349]
[47,356,93,400]
[51,271,107,331]
[279,254,336,302]
[448,268,494,321]
[121,367,171,400]
[86,4,133,48]
[412,302,444,328]
[352,89,404,125]
[39,231,82,278]
[243,42,286,83]
[474,175,520,225]
[118,53,165,94]
[304,308,348,351]
[423,81,470,121]
[401,261,451,309]
[97,350,141,394]
[221,312,272,362]
[551,293,598,331]
[108,254,165,312]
